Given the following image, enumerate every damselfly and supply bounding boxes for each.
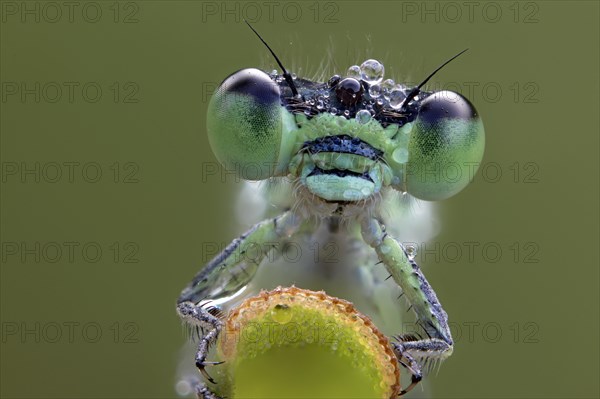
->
[177,22,485,398]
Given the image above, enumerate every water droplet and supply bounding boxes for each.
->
[271,304,293,323]
[343,110,350,117]
[381,79,395,91]
[316,99,324,110]
[330,107,337,115]
[360,59,384,85]
[405,244,417,260]
[376,98,384,105]
[347,65,361,79]
[392,147,409,164]
[291,73,297,80]
[389,89,407,109]
[368,84,382,99]
[355,109,372,124]
[270,69,278,76]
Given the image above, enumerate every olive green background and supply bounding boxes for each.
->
[1,1,598,398]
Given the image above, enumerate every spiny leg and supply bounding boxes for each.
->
[177,211,302,397]
[177,302,224,385]
[179,211,302,304]
[361,216,454,396]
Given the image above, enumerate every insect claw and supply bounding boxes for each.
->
[204,360,225,365]
[200,368,216,385]
[196,361,223,384]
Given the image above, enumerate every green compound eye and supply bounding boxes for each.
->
[406,91,485,201]
[207,68,297,180]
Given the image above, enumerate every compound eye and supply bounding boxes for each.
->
[207,68,288,180]
[335,78,363,105]
[406,91,485,201]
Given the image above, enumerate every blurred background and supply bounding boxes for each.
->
[1,1,598,398]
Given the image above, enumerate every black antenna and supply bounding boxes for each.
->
[244,20,299,97]
[400,48,468,112]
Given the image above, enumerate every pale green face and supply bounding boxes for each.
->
[207,62,485,202]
